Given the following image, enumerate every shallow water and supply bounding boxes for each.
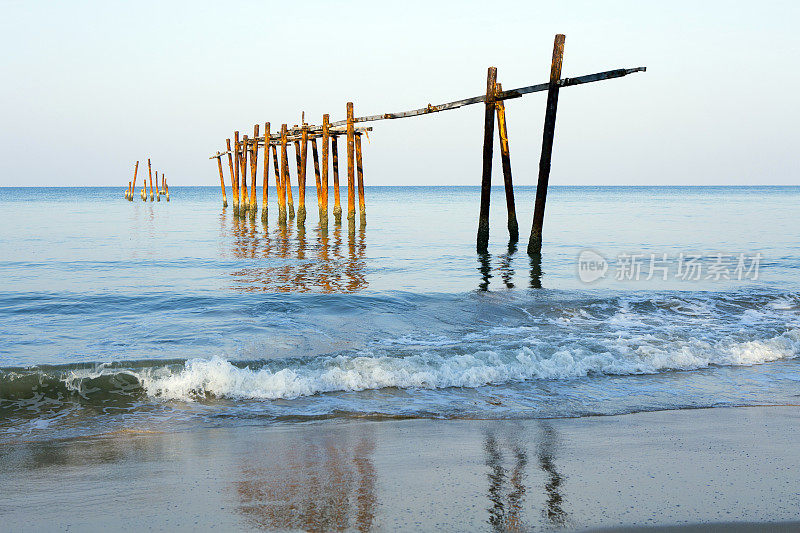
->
[1,186,799,442]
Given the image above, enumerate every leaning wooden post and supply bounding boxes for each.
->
[332,135,342,223]
[280,124,293,221]
[155,171,160,201]
[528,34,565,255]
[216,152,228,207]
[311,136,322,220]
[346,102,356,227]
[355,132,366,226]
[241,134,249,215]
[477,66,497,253]
[261,123,270,222]
[132,161,139,202]
[147,158,154,202]
[495,82,518,242]
[232,134,240,215]
[321,114,330,222]
[297,123,308,224]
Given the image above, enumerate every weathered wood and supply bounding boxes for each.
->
[495,82,518,242]
[278,125,288,223]
[332,135,342,223]
[148,158,154,202]
[271,143,281,219]
[250,124,259,218]
[217,153,227,206]
[132,161,139,201]
[355,132,365,226]
[164,177,169,201]
[241,134,249,215]
[262,123,270,222]
[281,124,295,219]
[477,66,497,253]
[346,102,355,225]
[321,114,330,220]
[528,34,565,255]
[232,133,240,214]
[297,124,308,223]
[311,137,322,215]
[155,170,160,201]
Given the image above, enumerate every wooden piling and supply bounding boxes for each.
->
[262,123,270,222]
[162,175,165,193]
[298,124,308,223]
[232,134,240,215]
[346,102,356,225]
[332,135,342,223]
[250,124,259,219]
[132,161,139,202]
[271,143,282,221]
[280,124,292,221]
[126,181,131,200]
[528,34,565,255]
[165,178,169,201]
[477,67,497,253]
[155,171,160,201]
[321,114,330,221]
[141,185,146,201]
[241,134,249,215]
[216,152,227,207]
[311,136,322,218]
[355,132,366,226]
[495,82,518,242]
[147,158,154,202]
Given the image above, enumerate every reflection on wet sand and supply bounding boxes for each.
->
[226,214,367,293]
[236,430,376,532]
[537,422,567,526]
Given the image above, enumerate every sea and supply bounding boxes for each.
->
[1,185,799,443]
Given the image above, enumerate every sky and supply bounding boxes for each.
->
[1,0,798,186]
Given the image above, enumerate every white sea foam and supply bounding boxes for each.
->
[136,328,800,401]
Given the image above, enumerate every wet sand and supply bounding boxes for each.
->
[1,406,798,532]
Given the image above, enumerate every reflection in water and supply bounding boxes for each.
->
[478,253,492,291]
[484,432,528,532]
[236,430,376,532]
[529,252,543,289]
[477,243,542,291]
[499,241,517,289]
[225,212,367,293]
[537,423,567,526]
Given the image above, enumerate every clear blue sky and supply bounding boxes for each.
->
[1,0,797,186]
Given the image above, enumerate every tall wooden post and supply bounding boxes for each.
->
[148,158,154,202]
[271,143,281,220]
[321,114,330,221]
[216,152,228,207]
[262,123,270,222]
[250,124,259,219]
[241,134,249,215]
[528,34,565,255]
[332,135,342,223]
[311,136,322,218]
[495,82,518,242]
[355,132,366,226]
[346,102,355,226]
[280,124,292,221]
[477,66,497,253]
[298,124,308,224]
[155,171,160,202]
[132,161,139,202]
[232,134,240,215]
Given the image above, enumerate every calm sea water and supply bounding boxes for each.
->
[1,186,799,442]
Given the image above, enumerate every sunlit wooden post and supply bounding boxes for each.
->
[262,123,270,222]
[332,135,342,224]
[528,34,565,255]
[216,152,227,207]
[250,124,259,219]
[241,134,249,215]
[155,171,160,201]
[126,181,130,200]
[298,123,308,224]
[164,178,169,201]
[147,158,154,202]
[477,66,497,253]
[232,133,240,215]
[346,102,356,227]
[141,184,146,201]
[131,161,138,202]
[311,136,322,219]
[321,114,330,223]
[271,143,281,221]
[495,82,518,242]
[280,124,291,223]
[355,132,366,226]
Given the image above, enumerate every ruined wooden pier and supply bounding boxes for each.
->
[208,34,645,254]
[125,158,169,202]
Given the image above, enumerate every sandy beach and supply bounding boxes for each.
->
[1,405,798,532]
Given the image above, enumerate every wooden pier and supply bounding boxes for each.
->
[206,34,644,254]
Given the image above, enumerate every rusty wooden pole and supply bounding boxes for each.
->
[271,143,281,221]
[321,114,330,222]
[216,152,228,207]
[297,123,308,224]
[311,136,322,219]
[346,102,355,227]
[280,124,293,221]
[262,123,270,222]
[148,158,154,201]
[332,135,342,224]
[355,132,366,226]
[164,177,169,201]
[495,82,518,242]
[232,134,240,215]
[477,66,497,252]
[528,34,565,255]
[155,171,160,202]
[132,161,139,201]
[161,175,165,193]
[241,134,249,215]
[250,124,259,219]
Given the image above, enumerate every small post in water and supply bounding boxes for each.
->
[321,114,330,223]
[346,102,356,228]
[332,135,342,224]
[232,134,240,215]
[298,123,308,224]
[495,82,518,242]
[311,135,322,220]
[155,171,160,202]
[148,158,154,202]
[241,135,249,215]
[272,143,282,222]
[249,124,259,219]
[262,123,270,222]
[132,161,139,202]
[216,152,227,207]
[355,132,366,226]
[477,66,497,253]
[280,124,292,221]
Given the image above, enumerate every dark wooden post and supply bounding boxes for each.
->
[232,133,240,215]
[528,34,565,255]
[311,136,322,218]
[271,143,281,219]
[332,135,342,223]
[495,82,518,242]
[346,102,355,226]
[477,67,497,252]
[262,123,270,222]
[241,134,249,215]
[250,124,259,219]
[321,114,330,222]
[355,132,366,226]
[298,124,308,224]
[132,161,138,202]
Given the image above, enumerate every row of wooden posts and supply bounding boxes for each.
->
[212,103,369,229]
[124,159,169,202]
[208,34,644,253]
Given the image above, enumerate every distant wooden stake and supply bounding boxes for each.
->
[495,82,518,242]
[346,102,356,225]
[155,171,160,201]
[165,178,169,201]
[528,34,565,256]
[298,124,308,224]
[232,133,240,215]
[132,161,139,201]
[241,134,249,215]
[321,114,330,221]
[355,133,366,226]
[126,181,131,200]
[262,123,270,222]
[332,135,342,223]
[477,66,497,253]
[216,152,227,207]
[250,124,259,219]
[148,158,154,202]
